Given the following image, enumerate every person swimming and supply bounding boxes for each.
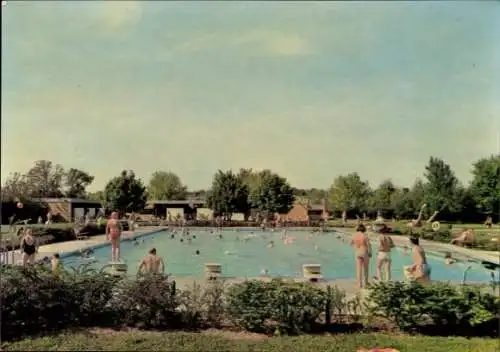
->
[180,238,184,243]
[195,250,200,255]
[267,240,275,248]
[51,253,63,274]
[133,240,139,246]
[260,268,269,276]
[444,252,455,265]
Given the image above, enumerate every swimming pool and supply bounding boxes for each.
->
[62,229,498,283]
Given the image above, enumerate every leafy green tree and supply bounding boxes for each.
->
[423,157,462,214]
[63,168,94,198]
[409,178,426,214]
[469,154,500,216]
[207,170,249,220]
[237,168,263,196]
[1,172,32,201]
[147,171,187,200]
[103,170,147,214]
[87,190,105,203]
[390,187,415,219]
[368,179,397,217]
[328,173,371,214]
[249,170,295,215]
[25,160,65,198]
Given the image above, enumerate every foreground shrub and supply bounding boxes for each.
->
[111,274,183,329]
[226,279,327,334]
[0,265,75,340]
[367,281,500,334]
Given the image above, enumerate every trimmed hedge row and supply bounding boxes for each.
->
[1,265,498,341]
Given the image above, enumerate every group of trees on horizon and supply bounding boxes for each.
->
[1,155,499,222]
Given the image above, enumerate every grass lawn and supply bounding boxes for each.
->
[2,330,498,352]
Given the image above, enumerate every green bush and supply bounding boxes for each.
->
[367,281,500,332]
[226,279,328,334]
[2,265,498,342]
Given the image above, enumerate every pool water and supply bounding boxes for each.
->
[62,229,497,283]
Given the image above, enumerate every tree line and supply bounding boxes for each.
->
[2,155,499,221]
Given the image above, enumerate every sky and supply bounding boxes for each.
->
[2,1,499,191]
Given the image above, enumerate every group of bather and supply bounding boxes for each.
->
[12,210,467,288]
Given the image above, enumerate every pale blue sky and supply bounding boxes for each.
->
[2,1,499,191]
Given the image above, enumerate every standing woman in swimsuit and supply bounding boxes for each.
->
[350,224,371,289]
[20,228,37,266]
[106,212,123,262]
[408,236,431,282]
[376,233,395,281]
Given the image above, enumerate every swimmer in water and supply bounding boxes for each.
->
[51,253,63,274]
[444,252,455,265]
[180,238,184,243]
[267,241,275,248]
[133,240,139,246]
[170,234,175,239]
[218,234,223,239]
[260,268,269,276]
[403,245,408,256]
[192,235,196,239]
[195,250,200,255]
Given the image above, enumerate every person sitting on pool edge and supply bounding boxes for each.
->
[137,248,165,275]
[407,236,431,282]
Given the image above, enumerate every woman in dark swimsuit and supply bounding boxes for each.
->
[20,228,37,266]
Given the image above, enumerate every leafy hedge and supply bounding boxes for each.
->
[367,281,500,335]
[1,265,498,341]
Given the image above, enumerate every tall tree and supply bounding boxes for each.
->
[469,154,500,216]
[391,187,415,220]
[207,170,249,220]
[103,170,147,213]
[368,179,397,217]
[249,170,295,214]
[328,173,371,214]
[423,157,462,214]
[87,190,105,204]
[147,171,187,200]
[25,160,64,198]
[237,168,263,196]
[1,172,31,201]
[63,168,94,198]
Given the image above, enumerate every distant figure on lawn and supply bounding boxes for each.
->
[138,248,165,274]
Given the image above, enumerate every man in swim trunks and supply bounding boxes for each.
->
[350,224,372,289]
[106,212,123,262]
[138,248,165,274]
[376,233,395,281]
[408,236,431,282]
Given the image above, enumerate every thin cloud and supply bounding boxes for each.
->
[98,1,143,34]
